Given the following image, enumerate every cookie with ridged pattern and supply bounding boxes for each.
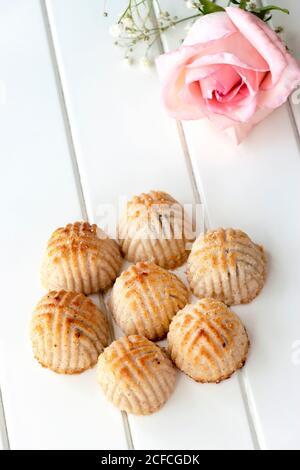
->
[187,228,266,305]
[118,191,194,269]
[97,335,176,415]
[41,222,122,294]
[30,290,110,374]
[168,298,249,383]
[110,261,189,341]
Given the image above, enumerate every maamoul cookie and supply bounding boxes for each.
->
[97,335,176,415]
[187,228,266,305]
[168,298,249,383]
[118,191,194,269]
[41,222,122,294]
[31,290,110,374]
[110,261,189,341]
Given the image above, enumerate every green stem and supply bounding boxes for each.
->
[118,2,131,23]
[143,12,202,33]
[146,33,160,56]
[167,13,203,27]
[239,0,248,9]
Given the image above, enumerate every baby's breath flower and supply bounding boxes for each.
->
[109,23,123,38]
[159,11,170,20]
[185,0,197,9]
[123,55,133,66]
[122,17,133,28]
[105,0,289,66]
[140,56,152,68]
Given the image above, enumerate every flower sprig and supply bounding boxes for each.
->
[104,0,289,66]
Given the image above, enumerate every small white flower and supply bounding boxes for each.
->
[159,11,170,20]
[123,56,133,66]
[185,0,196,9]
[126,30,136,39]
[122,17,133,28]
[109,23,123,38]
[140,56,152,68]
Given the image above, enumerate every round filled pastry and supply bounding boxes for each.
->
[30,290,110,374]
[97,335,176,415]
[168,298,249,383]
[110,261,189,341]
[41,221,122,294]
[187,228,266,305]
[118,190,194,269]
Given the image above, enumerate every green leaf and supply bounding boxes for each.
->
[239,0,248,8]
[198,0,225,14]
[254,5,289,14]
[251,5,289,20]
[263,15,273,22]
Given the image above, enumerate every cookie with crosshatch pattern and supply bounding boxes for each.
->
[118,190,194,269]
[168,298,249,383]
[41,221,123,294]
[110,261,189,340]
[187,228,266,305]
[30,290,110,374]
[97,335,176,415]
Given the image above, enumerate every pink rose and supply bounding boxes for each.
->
[156,7,300,143]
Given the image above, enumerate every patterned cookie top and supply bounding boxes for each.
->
[168,298,249,383]
[41,222,122,294]
[111,261,189,340]
[97,335,176,415]
[118,191,194,269]
[187,228,266,305]
[128,191,176,209]
[31,290,110,374]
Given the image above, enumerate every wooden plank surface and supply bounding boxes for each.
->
[0,0,126,450]
[46,0,254,450]
[1,0,299,450]
[159,0,300,449]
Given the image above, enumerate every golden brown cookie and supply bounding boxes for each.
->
[110,261,189,340]
[97,335,176,415]
[168,298,249,383]
[41,222,122,294]
[187,228,266,305]
[118,191,194,269]
[31,290,110,374]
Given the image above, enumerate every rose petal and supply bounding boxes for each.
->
[208,107,273,143]
[183,12,236,46]
[185,64,222,84]
[234,66,266,93]
[259,54,300,108]
[215,81,245,103]
[201,65,241,98]
[156,44,200,84]
[206,92,257,123]
[163,70,205,120]
[186,32,269,71]
[226,7,287,87]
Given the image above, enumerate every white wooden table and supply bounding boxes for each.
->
[0,0,299,450]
